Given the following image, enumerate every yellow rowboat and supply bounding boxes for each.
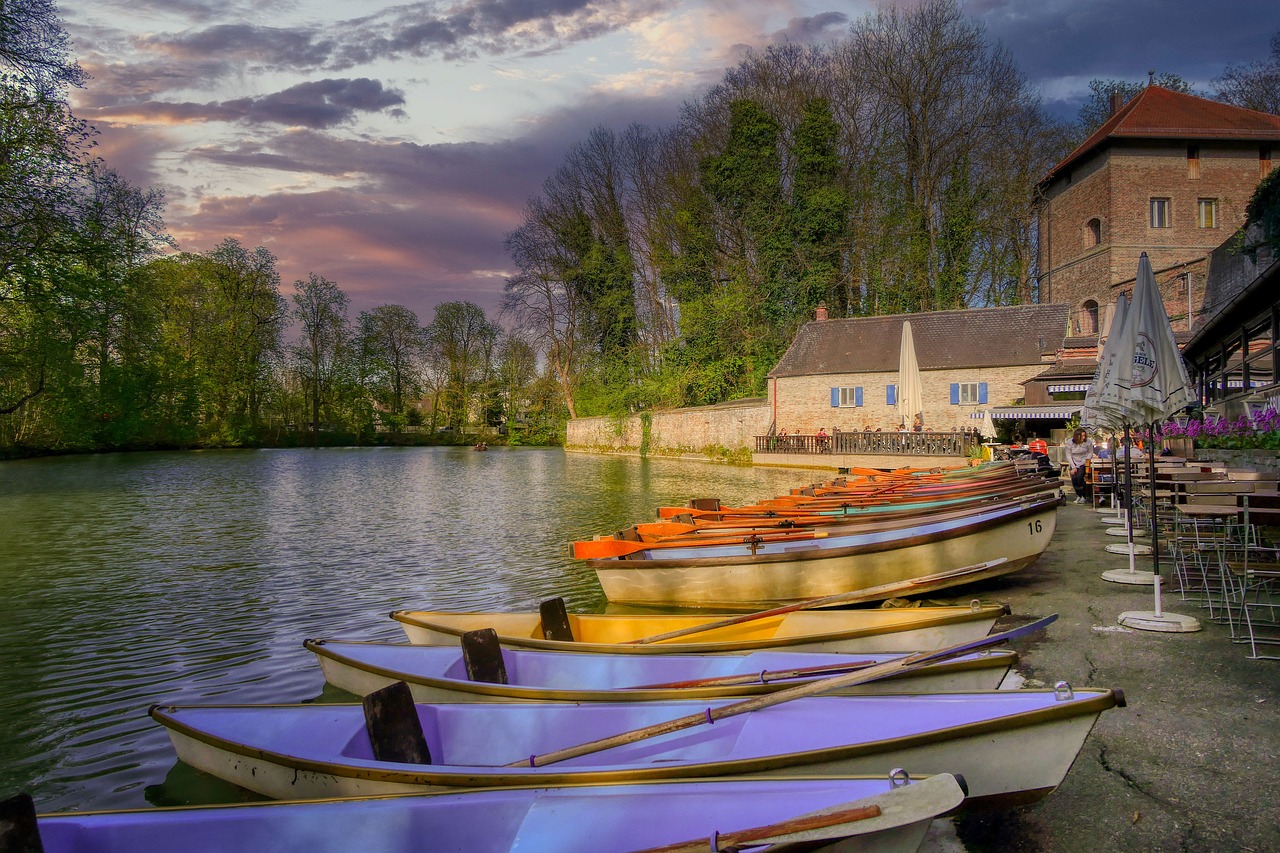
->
[390,602,1009,655]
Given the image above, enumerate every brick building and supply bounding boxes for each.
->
[767,304,1070,435]
[1036,85,1280,337]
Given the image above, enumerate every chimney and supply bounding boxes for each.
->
[1109,90,1124,116]
[815,302,828,322]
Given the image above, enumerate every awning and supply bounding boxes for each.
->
[970,404,1082,420]
[1047,383,1091,393]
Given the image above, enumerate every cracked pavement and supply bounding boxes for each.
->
[920,494,1280,851]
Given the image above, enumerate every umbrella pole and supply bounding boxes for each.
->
[1117,422,1200,632]
[1149,423,1162,614]
[1102,421,1154,583]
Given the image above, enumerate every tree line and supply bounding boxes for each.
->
[502,0,1280,420]
[3,1,1277,455]
[1,2,559,455]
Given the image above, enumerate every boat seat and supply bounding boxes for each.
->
[539,597,575,641]
[362,681,432,764]
[462,628,509,684]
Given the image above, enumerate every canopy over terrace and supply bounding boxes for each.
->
[972,404,1083,423]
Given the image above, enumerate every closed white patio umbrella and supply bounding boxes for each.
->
[898,321,924,430]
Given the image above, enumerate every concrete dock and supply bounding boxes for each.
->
[928,498,1279,851]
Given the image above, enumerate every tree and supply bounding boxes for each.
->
[790,98,853,316]
[1215,32,1280,115]
[491,329,537,435]
[850,0,1035,311]
[291,274,349,447]
[356,304,427,430]
[0,0,88,100]
[198,239,286,444]
[425,301,498,432]
[504,204,591,419]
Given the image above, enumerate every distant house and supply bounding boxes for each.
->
[1036,85,1280,336]
[767,304,1071,434]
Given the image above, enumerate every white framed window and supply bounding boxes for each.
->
[957,382,981,405]
[1150,198,1171,228]
[1198,198,1218,228]
[831,386,863,407]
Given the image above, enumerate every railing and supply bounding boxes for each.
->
[754,431,979,457]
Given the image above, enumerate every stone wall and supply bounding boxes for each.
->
[565,399,771,461]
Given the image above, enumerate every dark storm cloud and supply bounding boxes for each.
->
[80,79,406,129]
[126,0,673,78]
[220,78,407,128]
[140,23,339,70]
[965,0,1279,115]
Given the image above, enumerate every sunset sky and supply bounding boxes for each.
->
[58,0,1277,323]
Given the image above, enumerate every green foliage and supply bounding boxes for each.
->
[1245,166,1280,260]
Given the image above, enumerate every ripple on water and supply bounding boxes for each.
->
[0,447,812,811]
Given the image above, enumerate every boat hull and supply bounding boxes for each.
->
[151,689,1121,809]
[306,640,1018,702]
[589,499,1060,608]
[390,604,1008,655]
[28,774,964,853]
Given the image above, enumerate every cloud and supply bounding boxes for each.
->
[968,0,1279,114]
[111,0,677,82]
[78,78,406,129]
[770,12,850,44]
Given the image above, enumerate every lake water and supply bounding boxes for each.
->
[0,447,813,812]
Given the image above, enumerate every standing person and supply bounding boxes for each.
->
[1065,427,1095,504]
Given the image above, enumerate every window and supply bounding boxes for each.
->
[1080,300,1099,336]
[949,382,988,405]
[1150,198,1171,228]
[1084,218,1101,247]
[1198,199,1218,229]
[1263,146,1273,179]
[830,386,863,407]
[886,384,897,405]
[1187,145,1200,180]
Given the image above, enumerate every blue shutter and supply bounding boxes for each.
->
[855,387,863,407]
[950,383,960,405]
[887,384,896,406]
[978,382,989,404]
[830,387,839,407]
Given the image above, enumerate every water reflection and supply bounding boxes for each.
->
[0,448,809,811]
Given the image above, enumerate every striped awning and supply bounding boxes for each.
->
[1047,383,1091,393]
[971,404,1082,420]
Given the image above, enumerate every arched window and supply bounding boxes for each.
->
[1080,300,1100,336]
[1084,218,1101,247]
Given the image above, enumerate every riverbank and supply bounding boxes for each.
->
[928,500,1279,851]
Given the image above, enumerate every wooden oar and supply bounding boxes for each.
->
[507,613,1056,768]
[621,556,1009,645]
[570,529,827,560]
[628,659,878,689]
[633,803,883,853]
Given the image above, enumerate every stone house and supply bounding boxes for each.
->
[1036,85,1280,337]
[766,304,1070,435]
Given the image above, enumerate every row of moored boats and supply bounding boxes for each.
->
[9,462,1125,853]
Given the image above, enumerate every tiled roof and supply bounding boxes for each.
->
[1041,86,1280,188]
[1026,360,1099,382]
[769,304,1069,378]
